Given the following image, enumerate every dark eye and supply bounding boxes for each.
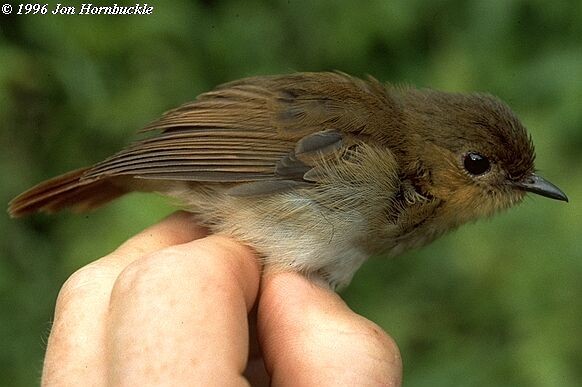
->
[463,152,490,176]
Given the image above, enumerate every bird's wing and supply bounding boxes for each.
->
[81,72,392,191]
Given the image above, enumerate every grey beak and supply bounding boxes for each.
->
[513,173,568,202]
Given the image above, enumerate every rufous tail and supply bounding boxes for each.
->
[8,168,129,218]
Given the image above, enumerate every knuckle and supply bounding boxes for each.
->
[111,248,186,297]
[56,262,113,307]
[112,254,158,295]
[359,320,402,368]
[60,263,107,294]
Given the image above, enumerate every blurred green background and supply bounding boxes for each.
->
[1,0,581,385]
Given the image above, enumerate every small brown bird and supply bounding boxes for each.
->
[9,72,567,289]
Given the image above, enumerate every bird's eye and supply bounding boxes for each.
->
[463,152,490,176]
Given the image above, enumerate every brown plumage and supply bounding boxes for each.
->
[8,72,567,289]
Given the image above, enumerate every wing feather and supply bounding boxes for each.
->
[80,72,391,185]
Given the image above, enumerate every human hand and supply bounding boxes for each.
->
[42,212,402,386]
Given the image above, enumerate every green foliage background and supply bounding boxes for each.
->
[1,1,581,385]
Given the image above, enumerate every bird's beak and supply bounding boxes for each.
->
[512,173,568,202]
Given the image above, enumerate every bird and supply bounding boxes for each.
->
[8,72,568,289]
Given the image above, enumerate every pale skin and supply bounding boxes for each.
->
[42,212,402,386]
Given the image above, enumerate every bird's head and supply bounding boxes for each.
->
[399,89,567,224]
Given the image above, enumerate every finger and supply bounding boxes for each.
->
[258,273,402,386]
[108,210,209,267]
[42,212,206,386]
[106,235,260,385]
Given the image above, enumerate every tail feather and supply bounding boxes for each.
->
[8,168,128,218]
